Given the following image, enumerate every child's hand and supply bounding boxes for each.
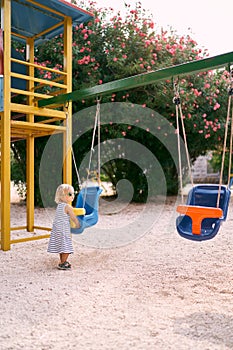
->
[75,219,80,228]
[66,205,81,228]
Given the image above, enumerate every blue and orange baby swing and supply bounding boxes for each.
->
[175,71,233,241]
[68,72,233,240]
[68,99,103,234]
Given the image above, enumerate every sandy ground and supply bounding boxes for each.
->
[1,195,233,350]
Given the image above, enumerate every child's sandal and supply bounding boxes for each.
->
[57,262,71,270]
[63,261,71,268]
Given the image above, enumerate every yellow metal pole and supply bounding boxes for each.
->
[1,0,11,250]
[63,16,72,185]
[26,37,35,232]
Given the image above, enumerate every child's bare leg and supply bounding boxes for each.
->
[60,253,69,263]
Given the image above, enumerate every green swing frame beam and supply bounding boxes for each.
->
[38,51,233,107]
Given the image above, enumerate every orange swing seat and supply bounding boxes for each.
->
[176,184,231,241]
[176,205,223,235]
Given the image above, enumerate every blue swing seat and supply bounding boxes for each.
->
[71,186,102,234]
[176,184,231,241]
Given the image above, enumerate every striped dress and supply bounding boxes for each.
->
[47,202,74,254]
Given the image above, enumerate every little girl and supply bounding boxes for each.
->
[47,184,80,270]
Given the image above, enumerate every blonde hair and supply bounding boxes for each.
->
[54,184,74,204]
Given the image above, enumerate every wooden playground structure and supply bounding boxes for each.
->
[0,0,232,251]
[0,0,93,250]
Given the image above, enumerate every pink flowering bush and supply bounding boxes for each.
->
[71,1,230,198]
[11,1,232,202]
[68,1,229,154]
[35,1,230,158]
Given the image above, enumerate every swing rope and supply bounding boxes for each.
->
[64,103,82,189]
[217,70,233,206]
[97,99,101,186]
[175,70,233,210]
[173,81,194,203]
[226,70,233,187]
[80,98,101,207]
[64,98,102,206]
[85,98,101,187]
[71,147,82,189]
[174,87,184,203]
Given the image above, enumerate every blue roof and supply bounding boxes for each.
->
[11,0,94,46]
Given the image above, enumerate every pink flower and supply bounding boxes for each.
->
[169,48,176,56]
[44,72,51,79]
[77,55,91,65]
[113,57,118,62]
[149,22,154,29]
[145,40,151,47]
[214,103,220,110]
[193,89,200,96]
